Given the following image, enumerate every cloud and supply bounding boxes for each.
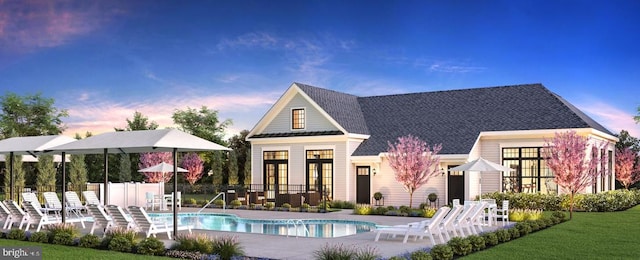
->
[576,101,640,137]
[0,1,123,53]
[62,90,279,139]
[425,60,487,73]
[216,32,279,50]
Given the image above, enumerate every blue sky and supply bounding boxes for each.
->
[0,0,638,138]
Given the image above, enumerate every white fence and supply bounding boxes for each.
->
[88,182,164,208]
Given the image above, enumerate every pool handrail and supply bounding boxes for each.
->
[198,192,225,213]
[285,219,310,238]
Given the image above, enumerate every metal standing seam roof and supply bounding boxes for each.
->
[291,83,613,156]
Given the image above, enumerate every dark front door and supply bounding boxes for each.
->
[356,166,371,204]
[448,165,465,204]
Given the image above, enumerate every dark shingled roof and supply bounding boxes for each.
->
[295,83,369,135]
[250,131,343,138]
[351,84,613,156]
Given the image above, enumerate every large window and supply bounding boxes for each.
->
[263,151,288,199]
[502,147,555,194]
[292,108,305,129]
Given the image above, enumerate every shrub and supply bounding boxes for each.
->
[28,231,48,243]
[387,205,397,211]
[528,220,540,231]
[184,198,197,205]
[109,236,134,253]
[527,209,543,220]
[230,199,242,207]
[355,245,380,260]
[213,199,225,207]
[410,250,432,260]
[422,207,437,218]
[265,202,275,209]
[52,232,75,246]
[281,203,292,209]
[172,233,214,254]
[509,209,527,222]
[46,223,79,244]
[7,229,26,240]
[447,237,472,256]
[374,207,389,215]
[467,235,486,252]
[342,201,356,209]
[301,203,311,209]
[399,205,411,214]
[509,227,521,239]
[212,235,244,260]
[330,200,345,209]
[137,237,166,256]
[79,234,102,248]
[354,205,373,215]
[429,244,453,260]
[495,229,511,243]
[552,211,567,222]
[482,232,499,246]
[313,243,354,260]
[515,222,532,236]
[543,217,554,227]
[165,250,205,260]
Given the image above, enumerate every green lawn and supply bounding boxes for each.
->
[0,239,173,259]
[463,205,640,259]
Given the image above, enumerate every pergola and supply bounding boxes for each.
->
[0,135,76,200]
[44,129,230,237]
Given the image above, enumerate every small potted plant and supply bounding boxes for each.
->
[374,192,383,201]
[428,193,438,203]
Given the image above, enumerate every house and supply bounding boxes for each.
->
[246,83,618,206]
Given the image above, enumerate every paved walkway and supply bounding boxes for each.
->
[129,207,508,260]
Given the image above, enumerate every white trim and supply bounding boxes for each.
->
[294,83,349,133]
[347,133,370,139]
[290,107,306,131]
[303,145,336,151]
[248,135,350,144]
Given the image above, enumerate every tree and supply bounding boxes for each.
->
[115,111,158,182]
[69,154,88,192]
[118,154,132,182]
[244,149,252,185]
[228,130,250,184]
[139,152,173,183]
[615,147,640,190]
[227,151,239,185]
[0,92,68,138]
[615,130,640,154]
[36,154,56,194]
[172,106,231,145]
[543,131,609,219]
[635,106,640,124]
[211,151,225,186]
[181,153,204,185]
[3,154,24,201]
[387,135,442,208]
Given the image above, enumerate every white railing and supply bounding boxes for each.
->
[198,192,225,213]
[285,219,310,238]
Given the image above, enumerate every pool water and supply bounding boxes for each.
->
[148,213,376,238]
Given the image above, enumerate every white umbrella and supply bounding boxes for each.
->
[448,157,514,199]
[138,162,189,173]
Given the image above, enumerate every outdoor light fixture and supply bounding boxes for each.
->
[372,168,377,176]
[441,168,446,176]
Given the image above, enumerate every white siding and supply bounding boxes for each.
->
[262,93,339,133]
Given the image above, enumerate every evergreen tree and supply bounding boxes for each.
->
[227,151,239,185]
[3,155,24,201]
[36,154,56,193]
[119,154,132,182]
[211,151,224,186]
[244,149,252,185]
[69,154,88,192]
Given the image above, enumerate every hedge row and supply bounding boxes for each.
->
[481,189,640,212]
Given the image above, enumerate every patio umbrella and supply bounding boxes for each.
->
[138,162,188,182]
[448,157,514,199]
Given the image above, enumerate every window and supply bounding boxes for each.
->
[607,150,613,190]
[292,108,305,129]
[263,151,288,198]
[502,147,555,194]
[306,150,333,199]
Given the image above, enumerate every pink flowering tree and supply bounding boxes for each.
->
[139,152,173,183]
[181,152,204,185]
[615,147,640,190]
[543,131,609,219]
[387,135,442,208]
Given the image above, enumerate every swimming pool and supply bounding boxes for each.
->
[147,213,376,238]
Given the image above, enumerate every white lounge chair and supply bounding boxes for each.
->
[495,200,510,226]
[65,191,86,210]
[43,192,85,228]
[22,201,61,232]
[82,191,102,206]
[0,201,15,229]
[375,206,451,244]
[164,192,182,211]
[104,205,136,230]
[21,192,59,217]
[2,200,29,229]
[439,205,464,241]
[469,202,489,234]
[86,204,113,236]
[450,203,478,237]
[127,206,192,239]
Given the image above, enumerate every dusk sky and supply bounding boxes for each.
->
[1,0,639,139]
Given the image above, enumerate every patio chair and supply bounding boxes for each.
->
[64,191,85,209]
[104,205,136,230]
[127,205,192,239]
[164,192,182,211]
[43,192,86,228]
[86,204,114,236]
[450,203,478,237]
[0,201,14,229]
[145,192,162,211]
[439,205,464,241]
[495,200,510,226]
[375,206,450,244]
[22,192,60,218]
[2,200,29,229]
[470,202,490,234]
[22,201,61,232]
[82,191,102,206]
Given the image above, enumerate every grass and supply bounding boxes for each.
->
[0,239,173,259]
[463,205,640,259]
